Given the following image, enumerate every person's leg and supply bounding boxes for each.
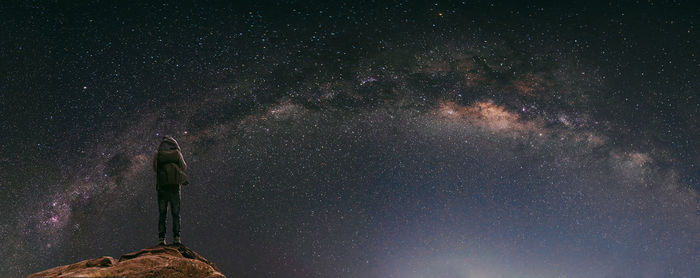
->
[157,189,169,244]
[171,187,181,243]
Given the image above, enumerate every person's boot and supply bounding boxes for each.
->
[158,237,166,246]
[174,236,181,245]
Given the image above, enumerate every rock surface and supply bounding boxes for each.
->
[27,244,225,278]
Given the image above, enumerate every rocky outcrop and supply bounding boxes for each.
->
[27,244,225,278]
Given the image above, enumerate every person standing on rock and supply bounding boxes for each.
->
[153,135,189,245]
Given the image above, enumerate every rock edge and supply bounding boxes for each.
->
[27,244,225,278]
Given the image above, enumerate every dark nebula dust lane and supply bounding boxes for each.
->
[1,1,699,278]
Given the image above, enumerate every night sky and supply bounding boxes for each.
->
[1,1,699,277]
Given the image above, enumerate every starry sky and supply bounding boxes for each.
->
[1,1,699,277]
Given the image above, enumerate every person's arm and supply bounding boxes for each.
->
[178,151,187,171]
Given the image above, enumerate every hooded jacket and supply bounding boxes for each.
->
[153,136,188,186]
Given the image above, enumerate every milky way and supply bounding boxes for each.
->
[1,2,699,278]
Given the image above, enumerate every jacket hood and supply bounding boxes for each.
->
[159,136,181,151]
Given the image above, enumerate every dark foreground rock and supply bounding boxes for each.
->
[27,244,225,278]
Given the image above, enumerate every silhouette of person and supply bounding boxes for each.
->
[153,135,188,245]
